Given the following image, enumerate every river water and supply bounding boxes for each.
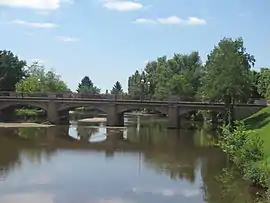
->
[0,117,259,203]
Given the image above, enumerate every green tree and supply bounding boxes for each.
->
[15,62,69,93]
[111,81,123,94]
[128,70,142,99]
[77,76,100,94]
[201,37,255,103]
[15,76,42,93]
[168,75,193,97]
[128,52,203,100]
[0,50,27,91]
[257,68,270,99]
[249,70,262,100]
[200,37,255,123]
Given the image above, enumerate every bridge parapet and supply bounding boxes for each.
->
[0,91,267,105]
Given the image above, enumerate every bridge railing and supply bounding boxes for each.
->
[0,91,266,104]
[0,92,207,101]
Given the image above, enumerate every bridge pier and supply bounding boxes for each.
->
[211,111,218,129]
[168,105,180,129]
[58,111,70,125]
[106,104,124,127]
[47,101,60,124]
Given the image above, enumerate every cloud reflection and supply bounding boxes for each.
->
[132,187,201,198]
[0,192,55,203]
[96,198,135,203]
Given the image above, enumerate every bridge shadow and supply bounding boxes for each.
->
[0,104,46,122]
[244,109,270,130]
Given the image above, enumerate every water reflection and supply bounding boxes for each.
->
[0,121,258,203]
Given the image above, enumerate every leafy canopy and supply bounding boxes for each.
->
[128,52,203,100]
[15,62,69,93]
[0,50,27,91]
[257,68,270,99]
[200,37,255,103]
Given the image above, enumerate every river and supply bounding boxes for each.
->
[0,116,260,203]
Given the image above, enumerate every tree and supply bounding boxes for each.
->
[111,81,123,94]
[128,52,203,100]
[77,76,100,94]
[201,37,255,103]
[249,70,262,100]
[257,68,270,99]
[128,70,142,99]
[200,37,255,124]
[15,62,69,93]
[0,50,27,91]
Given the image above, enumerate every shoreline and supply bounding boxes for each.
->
[218,106,270,189]
[78,117,107,123]
[0,122,54,128]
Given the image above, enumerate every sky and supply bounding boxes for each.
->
[0,0,269,92]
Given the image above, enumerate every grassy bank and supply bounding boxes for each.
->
[218,107,270,188]
[244,107,270,161]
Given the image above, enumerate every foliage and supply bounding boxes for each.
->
[77,76,100,94]
[15,75,42,93]
[128,70,143,99]
[111,81,123,94]
[257,68,270,99]
[219,121,270,187]
[128,52,203,100]
[127,37,265,124]
[244,107,270,160]
[15,62,69,93]
[250,70,263,100]
[15,108,45,116]
[200,37,255,104]
[0,50,27,91]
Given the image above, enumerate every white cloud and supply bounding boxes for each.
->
[134,16,207,25]
[186,17,207,25]
[11,19,58,28]
[0,0,72,10]
[56,36,79,42]
[102,0,143,11]
[157,16,182,24]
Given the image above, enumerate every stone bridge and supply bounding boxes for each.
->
[0,94,266,128]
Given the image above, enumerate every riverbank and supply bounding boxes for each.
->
[218,106,270,189]
[0,122,54,128]
[244,107,270,160]
[78,117,107,123]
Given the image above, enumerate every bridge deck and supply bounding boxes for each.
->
[0,95,265,107]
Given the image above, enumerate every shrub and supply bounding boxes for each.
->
[243,161,270,188]
[219,121,269,187]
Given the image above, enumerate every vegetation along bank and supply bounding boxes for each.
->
[219,107,270,189]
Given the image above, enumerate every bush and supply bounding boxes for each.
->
[243,161,270,187]
[219,121,269,187]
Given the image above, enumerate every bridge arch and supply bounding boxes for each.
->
[0,102,48,112]
[57,103,107,114]
[118,106,168,116]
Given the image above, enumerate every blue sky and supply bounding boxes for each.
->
[0,0,269,92]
